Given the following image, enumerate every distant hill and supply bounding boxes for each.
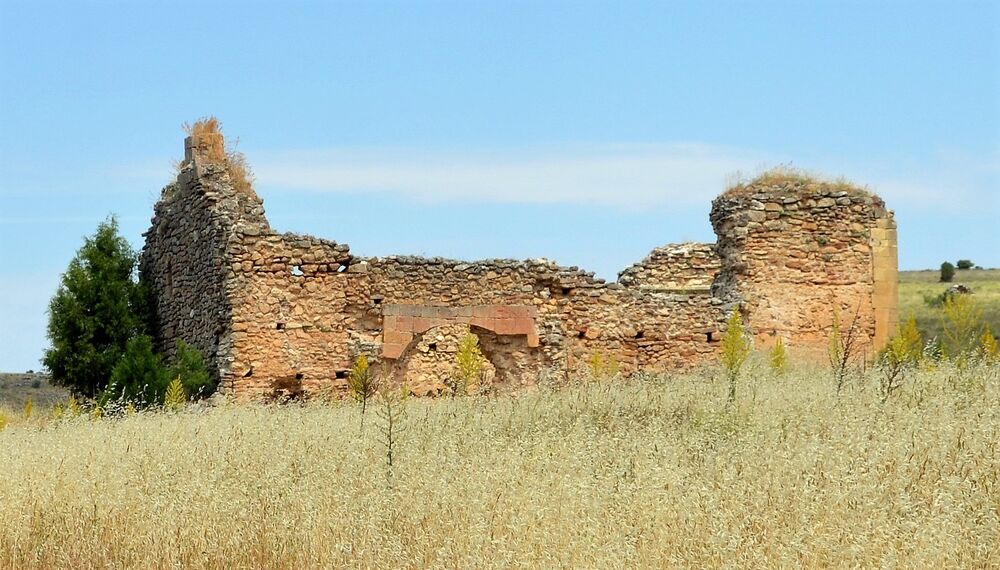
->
[0,372,70,410]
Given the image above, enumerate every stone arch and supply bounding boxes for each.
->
[388,323,496,396]
[470,325,546,389]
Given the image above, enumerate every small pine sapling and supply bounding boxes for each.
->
[348,354,380,430]
[980,326,998,362]
[587,351,620,380]
[451,333,484,396]
[66,396,81,417]
[377,386,409,475]
[941,294,983,361]
[897,314,924,365]
[163,377,186,411]
[720,307,751,403]
[768,337,788,375]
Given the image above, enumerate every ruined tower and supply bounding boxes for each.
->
[710,175,898,355]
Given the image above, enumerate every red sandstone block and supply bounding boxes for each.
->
[512,317,535,334]
[395,315,413,331]
[493,306,519,319]
[383,330,412,345]
[431,306,454,319]
[470,317,496,331]
[527,333,540,348]
[412,317,433,332]
[382,343,405,359]
[383,315,399,330]
[493,318,517,334]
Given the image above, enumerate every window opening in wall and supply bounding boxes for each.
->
[561,287,572,295]
[635,330,645,339]
[706,332,714,342]
[335,370,347,379]
[372,296,383,305]
[291,265,304,276]
[577,330,586,339]
[337,264,348,273]
[295,373,304,380]
[243,367,254,378]
[428,342,438,351]
[276,322,285,330]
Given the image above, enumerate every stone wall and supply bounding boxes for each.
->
[220,252,724,399]
[142,132,897,400]
[618,242,720,292]
[140,134,269,384]
[710,180,898,355]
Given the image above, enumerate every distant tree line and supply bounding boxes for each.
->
[940,259,979,282]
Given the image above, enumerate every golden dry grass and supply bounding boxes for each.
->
[725,165,871,197]
[1,360,998,568]
[180,116,255,193]
[182,117,221,137]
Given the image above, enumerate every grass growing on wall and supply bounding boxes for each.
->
[1,360,997,568]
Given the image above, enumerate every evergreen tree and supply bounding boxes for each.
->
[44,218,149,397]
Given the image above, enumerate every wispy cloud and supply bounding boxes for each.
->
[110,143,998,214]
[253,143,774,209]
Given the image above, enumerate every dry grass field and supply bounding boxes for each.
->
[1,359,997,569]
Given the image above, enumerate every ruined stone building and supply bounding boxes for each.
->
[140,132,898,399]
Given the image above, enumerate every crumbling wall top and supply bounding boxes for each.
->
[618,242,719,292]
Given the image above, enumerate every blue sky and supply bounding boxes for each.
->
[0,0,997,372]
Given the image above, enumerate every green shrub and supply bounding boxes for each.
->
[105,335,171,406]
[940,262,955,283]
[956,259,974,270]
[168,340,213,398]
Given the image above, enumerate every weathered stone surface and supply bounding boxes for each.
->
[141,133,897,400]
[711,181,898,353]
